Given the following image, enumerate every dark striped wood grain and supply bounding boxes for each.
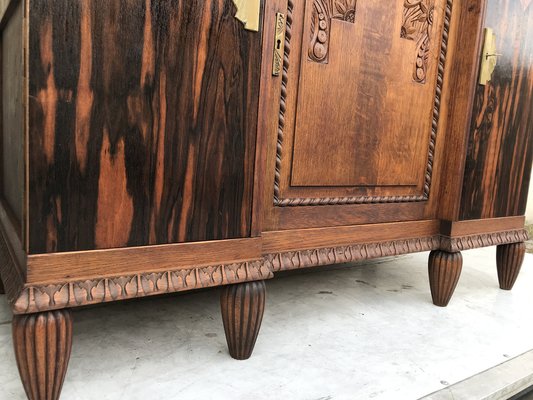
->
[220,280,266,360]
[496,242,525,290]
[460,0,533,220]
[28,0,262,253]
[12,310,73,400]
[428,250,462,307]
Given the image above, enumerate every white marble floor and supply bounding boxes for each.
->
[1,247,532,400]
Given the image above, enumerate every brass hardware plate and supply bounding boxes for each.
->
[232,0,261,32]
[479,28,499,85]
[272,13,286,76]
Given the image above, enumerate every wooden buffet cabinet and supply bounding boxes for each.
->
[0,0,532,398]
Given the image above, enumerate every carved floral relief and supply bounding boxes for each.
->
[309,0,357,63]
[401,0,435,83]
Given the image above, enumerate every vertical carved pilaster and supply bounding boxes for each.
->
[309,0,357,63]
[428,250,462,307]
[496,242,526,290]
[13,310,73,400]
[220,281,266,360]
[401,0,435,83]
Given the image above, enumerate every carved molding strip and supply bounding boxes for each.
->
[308,0,357,63]
[265,236,442,272]
[273,0,453,207]
[12,261,273,314]
[4,226,527,314]
[401,0,435,83]
[440,229,529,253]
[274,0,294,204]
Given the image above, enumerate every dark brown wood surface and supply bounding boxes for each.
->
[428,250,462,307]
[28,0,262,254]
[496,242,525,290]
[460,0,533,220]
[220,280,266,360]
[13,309,73,400]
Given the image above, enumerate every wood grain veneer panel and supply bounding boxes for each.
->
[440,216,525,237]
[1,0,23,223]
[28,0,262,254]
[269,0,453,205]
[290,0,439,188]
[27,237,262,283]
[460,0,533,220]
[262,219,440,253]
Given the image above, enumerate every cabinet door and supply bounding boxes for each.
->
[261,0,456,230]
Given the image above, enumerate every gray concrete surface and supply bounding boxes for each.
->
[1,247,532,400]
[422,350,533,400]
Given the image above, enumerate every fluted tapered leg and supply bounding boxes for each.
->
[221,280,266,360]
[13,310,73,400]
[428,250,463,307]
[497,242,526,290]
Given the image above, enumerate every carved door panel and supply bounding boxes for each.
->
[261,0,454,229]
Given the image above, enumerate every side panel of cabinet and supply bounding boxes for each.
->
[28,0,263,253]
[1,0,24,232]
[460,0,533,220]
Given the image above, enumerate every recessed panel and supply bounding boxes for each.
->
[273,0,448,205]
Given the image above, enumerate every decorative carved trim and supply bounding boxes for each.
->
[12,261,273,314]
[265,228,528,272]
[440,229,529,252]
[273,0,454,207]
[274,0,293,204]
[423,0,452,200]
[401,0,435,83]
[6,226,527,314]
[308,0,357,63]
[264,236,442,272]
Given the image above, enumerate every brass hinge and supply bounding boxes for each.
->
[479,28,501,85]
[272,13,286,76]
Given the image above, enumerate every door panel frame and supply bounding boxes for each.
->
[253,0,485,232]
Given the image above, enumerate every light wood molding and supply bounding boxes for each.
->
[27,237,262,283]
[441,216,525,237]
[440,229,528,252]
[2,224,527,315]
